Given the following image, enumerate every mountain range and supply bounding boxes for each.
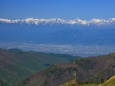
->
[0,18,115,45]
[1,18,115,25]
[1,18,115,56]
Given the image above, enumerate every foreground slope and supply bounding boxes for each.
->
[60,79,99,86]
[99,75,115,86]
[15,53,115,86]
[0,48,80,84]
[60,76,115,86]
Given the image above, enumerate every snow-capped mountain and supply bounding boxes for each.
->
[0,17,115,45]
[0,18,115,26]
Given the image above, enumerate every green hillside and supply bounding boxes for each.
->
[0,48,80,85]
[16,53,115,86]
[0,79,9,86]
[99,75,115,86]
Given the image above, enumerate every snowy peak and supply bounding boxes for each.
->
[0,18,115,26]
[109,18,115,23]
[89,18,107,25]
[0,18,20,23]
[67,18,87,25]
[91,18,105,23]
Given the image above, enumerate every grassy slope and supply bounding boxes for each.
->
[59,79,98,86]
[60,75,115,86]
[59,79,77,86]
[99,75,115,86]
[0,48,80,85]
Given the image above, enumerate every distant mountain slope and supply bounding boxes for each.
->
[16,53,115,86]
[0,48,80,85]
[99,75,115,86]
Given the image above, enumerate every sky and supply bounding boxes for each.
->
[0,0,115,20]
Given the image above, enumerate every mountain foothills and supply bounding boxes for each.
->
[14,52,115,86]
[0,18,115,45]
[0,49,115,86]
[0,48,80,85]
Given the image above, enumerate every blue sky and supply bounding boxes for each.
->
[0,0,115,20]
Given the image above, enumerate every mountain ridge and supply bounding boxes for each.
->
[0,18,115,26]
